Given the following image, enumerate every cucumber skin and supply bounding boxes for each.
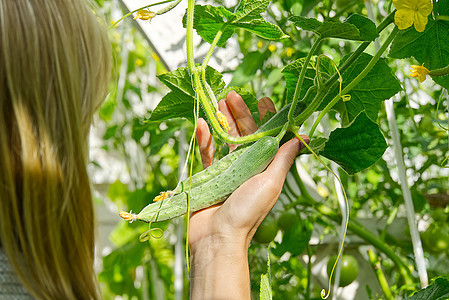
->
[255,102,298,134]
[137,136,279,223]
[174,146,246,194]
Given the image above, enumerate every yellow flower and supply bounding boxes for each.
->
[153,191,172,202]
[268,44,277,52]
[285,47,295,57]
[216,111,231,132]
[119,210,136,222]
[410,64,430,82]
[393,0,433,32]
[134,9,156,22]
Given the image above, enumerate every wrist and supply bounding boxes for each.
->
[190,235,250,300]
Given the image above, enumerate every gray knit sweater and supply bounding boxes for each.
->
[0,249,34,300]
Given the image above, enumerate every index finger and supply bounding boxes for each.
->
[225,91,258,136]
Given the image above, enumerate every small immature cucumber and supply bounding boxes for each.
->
[173,146,246,194]
[137,136,279,223]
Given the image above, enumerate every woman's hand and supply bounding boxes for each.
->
[189,91,309,299]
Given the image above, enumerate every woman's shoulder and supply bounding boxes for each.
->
[0,249,34,300]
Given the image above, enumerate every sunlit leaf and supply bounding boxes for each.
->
[320,112,388,174]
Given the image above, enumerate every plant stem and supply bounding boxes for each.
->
[429,64,449,77]
[276,123,289,142]
[202,29,225,70]
[156,0,182,15]
[186,0,196,72]
[368,249,395,300]
[185,2,281,144]
[436,15,449,21]
[200,29,225,110]
[293,88,327,125]
[288,38,323,124]
[380,205,399,241]
[193,70,278,144]
[309,26,398,137]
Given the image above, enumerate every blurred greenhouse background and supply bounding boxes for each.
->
[89,0,449,299]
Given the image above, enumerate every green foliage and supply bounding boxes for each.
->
[272,217,312,257]
[405,277,449,300]
[185,1,288,48]
[259,273,272,300]
[421,224,449,254]
[259,248,273,300]
[290,14,378,41]
[151,66,225,122]
[282,55,334,103]
[319,112,388,174]
[277,209,300,232]
[389,9,449,89]
[320,53,402,125]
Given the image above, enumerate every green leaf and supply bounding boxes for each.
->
[99,237,147,296]
[147,120,182,155]
[301,137,327,155]
[282,57,316,103]
[260,245,272,300]
[157,68,195,97]
[344,14,379,41]
[234,0,271,22]
[260,273,272,300]
[282,55,334,103]
[436,0,449,16]
[186,2,288,48]
[320,112,388,174]
[319,53,402,125]
[405,277,449,300]
[389,18,449,89]
[290,14,378,41]
[290,16,322,31]
[205,65,227,95]
[272,220,312,257]
[186,5,235,46]
[233,19,289,41]
[151,66,225,122]
[150,91,196,122]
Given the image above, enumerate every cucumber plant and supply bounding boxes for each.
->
[109,0,449,299]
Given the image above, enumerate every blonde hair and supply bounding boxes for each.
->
[0,0,111,299]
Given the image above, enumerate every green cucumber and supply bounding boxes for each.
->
[137,136,279,222]
[173,146,247,194]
